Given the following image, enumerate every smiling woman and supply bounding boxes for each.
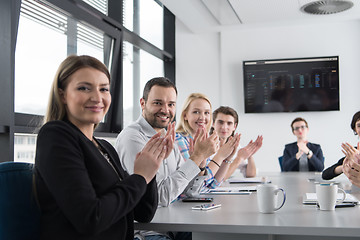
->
[34,55,169,240]
[322,111,360,180]
[59,67,111,138]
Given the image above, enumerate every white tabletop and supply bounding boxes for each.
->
[135,172,360,239]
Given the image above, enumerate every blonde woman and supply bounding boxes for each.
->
[175,93,240,189]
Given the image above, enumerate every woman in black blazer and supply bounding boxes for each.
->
[35,55,170,240]
[282,117,324,172]
[322,111,360,180]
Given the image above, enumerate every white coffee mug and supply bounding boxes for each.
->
[316,183,346,211]
[257,184,286,213]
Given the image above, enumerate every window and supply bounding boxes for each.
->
[82,0,108,15]
[122,41,164,127]
[15,1,67,115]
[9,0,174,162]
[14,134,36,163]
[123,0,164,50]
[15,0,113,116]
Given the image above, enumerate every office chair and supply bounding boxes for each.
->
[0,162,41,240]
[278,156,284,172]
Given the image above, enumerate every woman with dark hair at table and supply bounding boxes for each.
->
[322,111,360,180]
[34,55,170,240]
[282,117,324,172]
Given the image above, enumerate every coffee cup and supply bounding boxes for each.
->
[257,184,286,213]
[316,183,346,211]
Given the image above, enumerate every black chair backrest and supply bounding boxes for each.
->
[0,162,40,240]
[278,156,284,172]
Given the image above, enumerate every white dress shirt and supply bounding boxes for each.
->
[115,115,200,207]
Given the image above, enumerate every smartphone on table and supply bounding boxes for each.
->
[182,197,213,202]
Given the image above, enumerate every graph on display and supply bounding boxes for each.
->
[243,56,339,113]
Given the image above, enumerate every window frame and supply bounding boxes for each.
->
[14,0,175,136]
[2,0,175,162]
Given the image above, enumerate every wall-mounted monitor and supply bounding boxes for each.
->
[243,56,339,113]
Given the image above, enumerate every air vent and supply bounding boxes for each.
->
[301,0,353,15]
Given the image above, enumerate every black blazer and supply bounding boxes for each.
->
[322,158,344,180]
[322,146,358,180]
[35,120,158,240]
[282,142,324,172]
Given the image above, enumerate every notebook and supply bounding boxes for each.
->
[302,192,359,205]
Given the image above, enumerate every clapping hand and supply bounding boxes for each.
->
[190,126,219,165]
[134,132,168,183]
[342,142,360,187]
[216,133,241,161]
[252,135,263,155]
[162,121,175,159]
[296,140,309,158]
[235,135,263,163]
[297,140,308,152]
[341,142,360,163]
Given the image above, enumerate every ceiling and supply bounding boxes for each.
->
[159,0,360,33]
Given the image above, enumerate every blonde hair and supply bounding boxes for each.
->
[44,55,110,125]
[176,93,212,136]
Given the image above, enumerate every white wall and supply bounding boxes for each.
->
[175,22,221,110]
[176,19,360,172]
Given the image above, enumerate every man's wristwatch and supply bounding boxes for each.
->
[307,150,313,156]
[223,159,233,164]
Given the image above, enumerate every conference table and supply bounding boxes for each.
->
[135,172,360,240]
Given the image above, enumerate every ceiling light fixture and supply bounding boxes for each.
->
[301,0,353,15]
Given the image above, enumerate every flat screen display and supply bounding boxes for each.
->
[243,56,339,113]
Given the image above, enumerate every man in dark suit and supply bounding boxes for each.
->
[282,117,324,171]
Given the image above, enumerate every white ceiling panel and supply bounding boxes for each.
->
[201,0,242,25]
[228,0,359,24]
[228,0,308,24]
[161,0,360,33]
